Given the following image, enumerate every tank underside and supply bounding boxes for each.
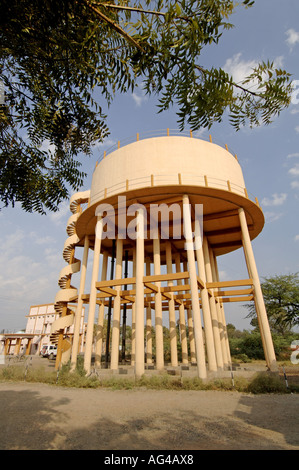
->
[75,184,264,260]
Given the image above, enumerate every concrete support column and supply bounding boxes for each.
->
[135,208,145,377]
[165,241,178,367]
[15,338,21,355]
[184,261,196,364]
[145,258,153,364]
[95,250,108,367]
[55,307,66,370]
[26,339,32,355]
[187,306,196,364]
[182,194,207,379]
[242,240,269,366]
[153,237,164,370]
[111,238,123,370]
[4,339,10,355]
[131,248,136,365]
[194,222,217,372]
[238,207,277,371]
[71,235,89,371]
[203,238,224,370]
[84,217,103,375]
[210,252,230,367]
[175,253,188,364]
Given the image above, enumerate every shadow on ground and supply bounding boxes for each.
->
[0,384,298,450]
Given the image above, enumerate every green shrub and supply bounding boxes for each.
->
[56,361,101,388]
[26,366,57,384]
[232,353,251,363]
[0,365,25,381]
[57,370,101,388]
[74,355,88,377]
[247,372,286,394]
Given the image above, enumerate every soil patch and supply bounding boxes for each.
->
[0,381,298,451]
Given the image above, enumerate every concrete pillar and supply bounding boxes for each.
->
[175,253,188,364]
[145,258,153,364]
[210,251,230,367]
[183,261,195,364]
[165,241,178,367]
[135,208,145,377]
[95,250,108,367]
[131,248,136,365]
[55,309,66,370]
[15,338,21,355]
[242,239,270,366]
[203,238,224,370]
[194,222,217,372]
[187,306,196,364]
[71,235,89,371]
[26,339,31,355]
[111,238,123,370]
[84,216,103,375]
[4,339,10,355]
[238,207,277,371]
[182,194,207,379]
[153,237,164,370]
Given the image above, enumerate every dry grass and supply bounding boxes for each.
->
[1,361,299,394]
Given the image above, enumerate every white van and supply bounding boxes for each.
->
[41,345,57,360]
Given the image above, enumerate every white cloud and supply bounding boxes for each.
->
[223,53,284,95]
[218,270,230,280]
[287,152,299,159]
[261,193,287,206]
[264,211,283,223]
[39,139,56,154]
[223,53,257,87]
[0,230,60,329]
[295,126,299,134]
[0,229,25,257]
[132,91,148,107]
[29,231,55,245]
[286,29,299,49]
[289,164,299,176]
[294,235,299,242]
[291,181,299,189]
[193,128,208,139]
[93,137,116,150]
[49,200,70,225]
[44,247,63,270]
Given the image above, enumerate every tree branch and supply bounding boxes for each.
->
[82,0,145,52]
[194,64,260,98]
[102,3,167,17]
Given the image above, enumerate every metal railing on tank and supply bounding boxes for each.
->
[95,129,239,166]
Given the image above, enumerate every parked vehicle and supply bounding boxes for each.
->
[41,344,57,360]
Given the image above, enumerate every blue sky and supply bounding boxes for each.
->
[1,0,299,332]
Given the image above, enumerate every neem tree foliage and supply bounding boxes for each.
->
[0,0,292,213]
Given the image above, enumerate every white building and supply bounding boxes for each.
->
[1,303,86,356]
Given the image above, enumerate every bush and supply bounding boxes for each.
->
[57,370,100,388]
[232,353,251,363]
[247,372,286,394]
[0,365,57,384]
[0,365,25,381]
[26,366,57,384]
[55,360,101,388]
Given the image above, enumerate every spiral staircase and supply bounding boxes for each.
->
[50,190,90,366]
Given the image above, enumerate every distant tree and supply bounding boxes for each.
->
[245,273,299,334]
[226,323,245,338]
[1,0,292,213]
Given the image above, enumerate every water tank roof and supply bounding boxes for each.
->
[75,134,264,257]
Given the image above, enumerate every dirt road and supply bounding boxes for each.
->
[0,381,298,451]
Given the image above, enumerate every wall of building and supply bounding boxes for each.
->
[0,303,86,356]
